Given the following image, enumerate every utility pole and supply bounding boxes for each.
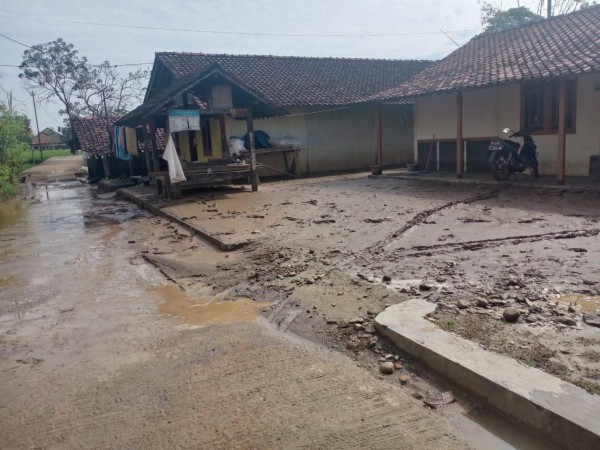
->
[30,91,43,163]
[547,0,552,17]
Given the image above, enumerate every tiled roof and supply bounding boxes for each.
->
[74,117,166,157]
[368,6,600,101]
[73,117,118,157]
[152,52,435,106]
[32,128,65,145]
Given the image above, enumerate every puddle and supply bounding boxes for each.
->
[556,294,600,314]
[0,275,14,288]
[156,285,270,326]
[0,201,25,230]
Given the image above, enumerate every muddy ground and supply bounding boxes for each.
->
[147,174,600,394]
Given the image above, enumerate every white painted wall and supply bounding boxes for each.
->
[223,104,414,175]
[413,73,600,176]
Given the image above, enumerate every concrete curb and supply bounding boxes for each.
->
[372,173,600,194]
[375,300,600,450]
[116,188,251,252]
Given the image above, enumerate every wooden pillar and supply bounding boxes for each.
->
[102,154,112,178]
[246,107,258,192]
[142,122,154,175]
[219,114,230,158]
[557,78,567,185]
[148,117,160,173]
[372,102,383,175]
[456,91,464,178]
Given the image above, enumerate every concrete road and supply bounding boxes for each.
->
[20,155,84,183]
[0,182,466,448]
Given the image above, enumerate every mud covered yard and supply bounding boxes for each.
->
[154,174,600,394]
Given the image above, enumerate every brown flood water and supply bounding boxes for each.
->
[156,284,271,326]
[556,294,600,314]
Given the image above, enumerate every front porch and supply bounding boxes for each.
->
[374,168,600,193]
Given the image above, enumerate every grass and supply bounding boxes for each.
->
[438,320,456,332]
[571,378,600,395]
[19,149,73,171]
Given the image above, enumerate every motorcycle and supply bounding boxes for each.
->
[488,128,539,181]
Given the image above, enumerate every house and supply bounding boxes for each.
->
[73,116,157,179]
[31,127,66,150]
[116,52,434,183]
[368,6,600,184]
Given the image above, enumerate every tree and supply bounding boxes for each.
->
[0,102,30,197]
[480,3,543,33]
[19,38,90,153]
[75,61,148,118]
[534,0,598,17]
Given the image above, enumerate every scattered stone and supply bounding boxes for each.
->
[412,391,424,400]
[326,319,337,325]
[398,374,411,384]
[419,283,433,291]
[337,319,350,328]
[346,341,358,352]
[364,323,376,334]
[353,323,364,331]
[367,337,378,348]
[558,317,577,326]
[456,299,469,309]
[583,315,600,328]
[382,275,392,283]
[394,362,403,370]
[349,317,363,324]
[379,362,395,375]
[477,298,489,308]
[503,307,521,323]
[423,391,455,408]
[583,279,597,286]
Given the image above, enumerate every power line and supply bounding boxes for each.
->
[0,62,152,68]
[0,32,30,48]
[0,13,481,38]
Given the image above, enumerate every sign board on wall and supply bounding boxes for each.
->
[210,85,233,110]
[168,109,201,133]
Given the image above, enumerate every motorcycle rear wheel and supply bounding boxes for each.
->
[491,156,511,181]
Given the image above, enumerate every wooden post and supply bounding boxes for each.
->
[557,78,567,185]
[142,122,154,175]
[148,117,160,173]
[219,114,230,158]
[246,107,258,192]
[456,91,464,178]
[372,102,383,175]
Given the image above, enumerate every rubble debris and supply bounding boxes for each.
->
[423,391,455,408]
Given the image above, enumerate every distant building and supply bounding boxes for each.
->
[31,127,67,150]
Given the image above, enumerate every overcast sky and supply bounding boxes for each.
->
[0,0,535,131]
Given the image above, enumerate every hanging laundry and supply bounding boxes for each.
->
[162,134,186,183]
[114,126,132,161]
[125,127,138,155]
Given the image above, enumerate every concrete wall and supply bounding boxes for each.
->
[413,73,600,176]
[223,104,414,175]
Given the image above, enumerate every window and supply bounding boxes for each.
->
[522,79,576,134]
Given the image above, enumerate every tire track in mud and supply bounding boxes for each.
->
[383,228,600,259]
[366,186,502,253]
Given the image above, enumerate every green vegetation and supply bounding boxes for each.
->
[571,378,600,395]
[0,104,32,199]
[19,149,72,171]
[438,320,456,332]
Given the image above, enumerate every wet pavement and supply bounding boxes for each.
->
[0,179,471,449]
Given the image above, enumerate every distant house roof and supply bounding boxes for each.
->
[145,52,435,107]
[367,6,600,101]
[32,127,65,146]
